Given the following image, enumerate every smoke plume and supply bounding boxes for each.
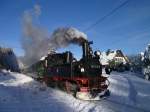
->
[50,27,87,48]
[21,5,87,67]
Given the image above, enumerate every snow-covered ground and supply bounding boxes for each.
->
[0,70,150,112]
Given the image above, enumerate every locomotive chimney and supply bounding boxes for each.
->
[82,41,93,59]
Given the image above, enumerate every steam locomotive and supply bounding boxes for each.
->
[31,40,110,100]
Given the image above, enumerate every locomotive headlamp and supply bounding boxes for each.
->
[81,67,85,72]
[81,79,88,85]
[94,50,101,56]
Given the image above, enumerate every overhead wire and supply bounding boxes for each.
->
[84,0,130,32]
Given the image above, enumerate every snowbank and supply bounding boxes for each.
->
[0,70,72,112]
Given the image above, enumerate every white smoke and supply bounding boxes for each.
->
[34,4,41,16]
[21,4,50,66]
[21,5,87,66]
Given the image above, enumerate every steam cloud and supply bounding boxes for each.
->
[21,5,87,67]
[50,27,87,48]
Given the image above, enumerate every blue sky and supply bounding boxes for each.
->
[0,0,150,58]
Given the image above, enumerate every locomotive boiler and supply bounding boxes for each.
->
[33,40,110,100]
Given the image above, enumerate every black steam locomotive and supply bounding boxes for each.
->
[32,40,110,100]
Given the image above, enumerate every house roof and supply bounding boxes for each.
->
[100,50,128,65]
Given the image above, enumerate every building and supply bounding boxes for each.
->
[100,49,130,71]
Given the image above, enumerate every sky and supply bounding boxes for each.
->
[0,0,150,58]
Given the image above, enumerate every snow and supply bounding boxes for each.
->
[100,52,109,65]
[0,70,150,112]
[40,55,47,61]
[0,70,72,112]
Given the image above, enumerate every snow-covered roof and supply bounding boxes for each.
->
[40,55,47,61]
[100,51,117,65]
[0,47,12,54]
[100,50,127,65]
[107,51,117,60]
[100,52,109,65]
